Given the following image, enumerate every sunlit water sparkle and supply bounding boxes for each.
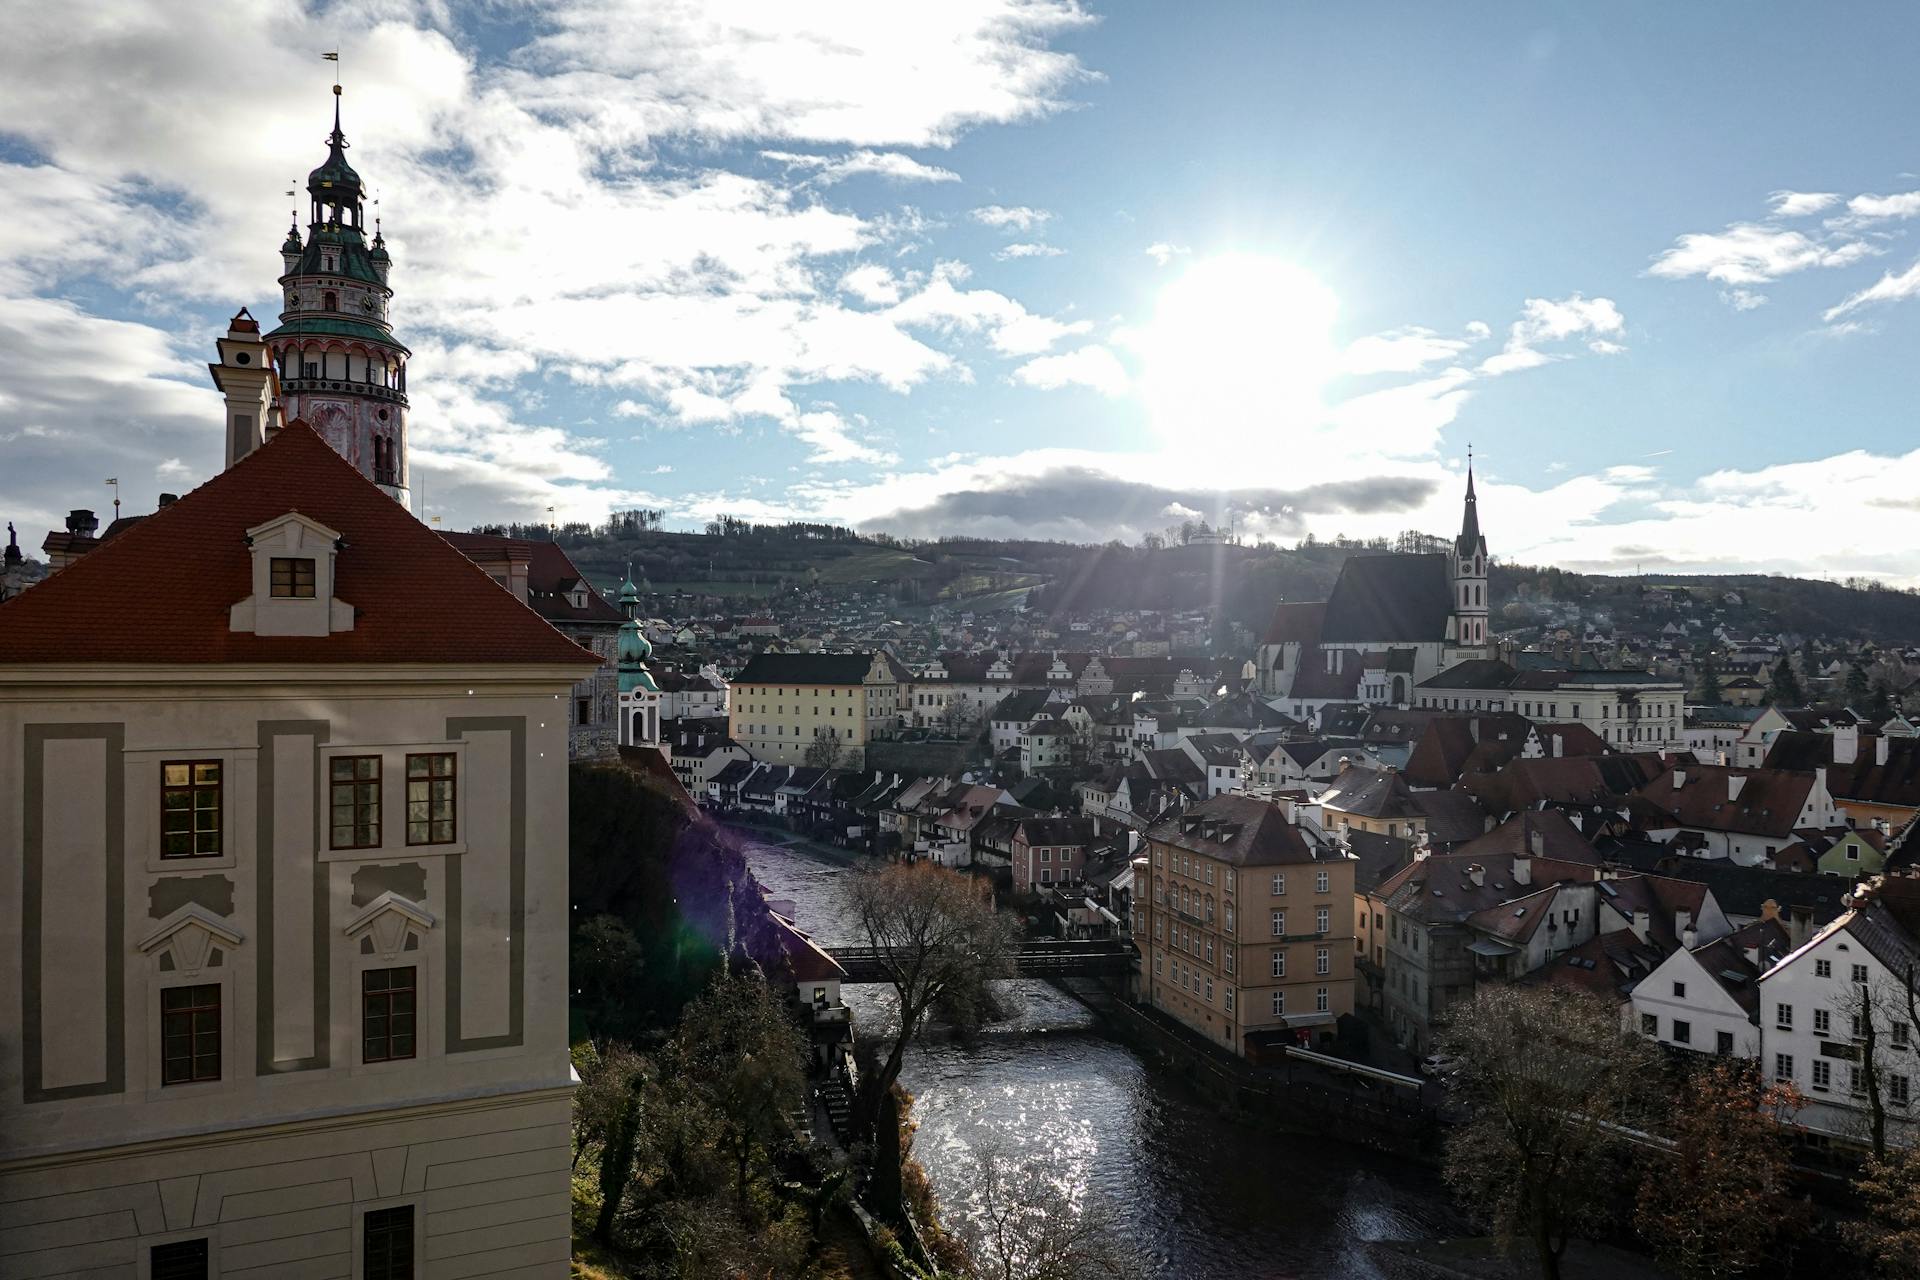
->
[746,838,1462,1279]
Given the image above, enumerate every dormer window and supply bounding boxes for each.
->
[231,512,354,636]
[271,557,316,598]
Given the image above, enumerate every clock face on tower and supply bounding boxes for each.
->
[360,294,377,314]
[285,291,299,310]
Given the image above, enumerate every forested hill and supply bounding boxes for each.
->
[465,514,1920,643]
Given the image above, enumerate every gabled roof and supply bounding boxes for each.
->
[1686,918,1789,1015]
[1403,714,1532,788]
[1320,554,1453,644]
[1453,809,1600,865]
[1464,753,1666,816]
[1261,601,1326,648]
[1146,793,1338,867]
[440,531,622,625]
[735,652,881,685]
[1014,816,1095,846]
[0,421,598,668]
[1634,764,1816,840]
[1317,765,1422,820]
[1412,789,1489,846]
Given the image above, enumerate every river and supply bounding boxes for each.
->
[744,835,1464,1280]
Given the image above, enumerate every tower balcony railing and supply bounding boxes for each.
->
[280,377,408,406]
[373,467,400,488]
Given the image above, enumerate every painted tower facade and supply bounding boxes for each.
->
[231,86,412,507]
[1446,464,1490,655]
[615,567,663,750]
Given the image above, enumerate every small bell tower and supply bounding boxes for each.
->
[209,308,274,469]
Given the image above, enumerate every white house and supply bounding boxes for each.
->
[1759,878,1920,1148]
[0,423,595,1274]
[1632,919,1790,1059]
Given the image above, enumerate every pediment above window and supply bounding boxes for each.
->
[139,904,246,977]
[344,891,436,960]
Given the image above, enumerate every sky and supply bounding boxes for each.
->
[6,2,1920,581]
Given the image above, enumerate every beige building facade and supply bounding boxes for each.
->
[1135,794,1357,1055]
[0,424,594,1278]
[728,650,906,766]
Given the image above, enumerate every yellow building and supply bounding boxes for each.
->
[729,651,908,766]
[1316,763,1427,841]
[1136,794,1357,1055]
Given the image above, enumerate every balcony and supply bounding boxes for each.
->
[281,377,408,406]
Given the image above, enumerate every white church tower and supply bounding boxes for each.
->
[615,567,663,750]
[1445,460,1491,659]
[219,84,412,507]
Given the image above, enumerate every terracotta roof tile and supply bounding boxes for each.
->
[0,421,600,669]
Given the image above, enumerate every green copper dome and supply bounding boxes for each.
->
[282,222,303,254]
[308,91,363,202]
[615,564,657,693]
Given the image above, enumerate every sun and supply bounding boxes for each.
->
[1141,254,1339,449]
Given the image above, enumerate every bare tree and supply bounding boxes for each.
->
[1440,984,1664,1280]
[962,1138,1145,1280]
[671,971,808,1211]
[1634,1061,1809,1280]
[1837,963,1920,1160]
[803,732,851,770]
[849,862,1017,1133]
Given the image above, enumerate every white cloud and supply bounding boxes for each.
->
[1144,242,1189,266]
[1768,190,1839,217]
[1478,295,1625,376]
[791,409,898,465]
[885,276,1089,355]
[1720,288,1768,311]
[1011,344,1128,395]
[761,149,960,184]
[839,263,906,304]
[972,204,1051,231]
[1647,223,1876,286]
[1840,191,1920,223]
[1823,258,1920,321]
[996,242,1065,260]
[1338,326,1478,376]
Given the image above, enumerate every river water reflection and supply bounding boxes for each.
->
[746,836,1464,1279]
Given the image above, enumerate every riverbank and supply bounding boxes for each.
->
[743,834,1467,1279]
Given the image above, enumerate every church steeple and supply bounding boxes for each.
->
[1446,454,1490,655]
[222,83,413,507]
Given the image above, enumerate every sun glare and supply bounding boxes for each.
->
[1142,254,1339,448]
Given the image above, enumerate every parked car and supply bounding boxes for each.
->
[1420,1053,1464,1078]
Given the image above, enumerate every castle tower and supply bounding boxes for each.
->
[1447,460,1490,654]
[615,566,662,749]
[239,84,412,507]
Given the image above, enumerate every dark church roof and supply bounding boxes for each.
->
[1319,554,1454,644]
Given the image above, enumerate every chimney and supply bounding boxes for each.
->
[1284,799,1299,825]
[1513,855,1532,886]
[1469,719,1481,743]
[1683,923,1699,949]
[1467,863,1486,887]
[1673,769,1687,790]
[1675,908,1692,940]
[157,493,179,508]
[1878,735,1891,767]
[1833,724,1859,765]
[66,508,98,537]
[1728,774,1747,802]
[1552,733,1564,758]
[1529,828,1545,857]
[1630,909,1651,943]
[1743,941,1760,968]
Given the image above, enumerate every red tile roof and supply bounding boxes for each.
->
[440,531,623,625]
[0,421,602,669]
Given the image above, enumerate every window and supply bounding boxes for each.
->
[1776,1003,1793,1030]
[1850,1065,1867,1096]
[1315,907,1330,935]
[1892,1075,1911,1107]
[1315,986,1329,1013]
[1271,874,1286,895]
[1812,1060,1831,1092]
[1040,847,1052,862]
[161,984,220,1085]
[329,755,382,849]
[1224,948,1235,975]
[150,1238,210,1280]
[270,556,316,597]
[362,967,417,1063]
[1672,1020,1692,1045]
[1272,990,1285,1016]
[1673,981,1687,998]
[1852,963,1870,985]
[401,756,453,844]
[1814,1008,1831,1036]
[1895,1022,1911,1049]
[1225,905,1235,934]
[1315,946,1331,976]
[1226,869,1235,892]
[160,760,222,858]
[1774,1053,1794,1084]
[1315,870,1330,894]
[1815,959,1832,978]
[1225,988,1236,1013]
[1852,1013,1868,1040]
[364,1204,415,1280]
[1271,910,1285,937]
[576,698,590,726]
[1271,949,1286,978]
[1641,1013,1658,1036]
[1712,1029,1735,1056]
[1205,978,1214,1001]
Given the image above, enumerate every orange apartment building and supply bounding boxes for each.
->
[1135,794,1357,1055]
